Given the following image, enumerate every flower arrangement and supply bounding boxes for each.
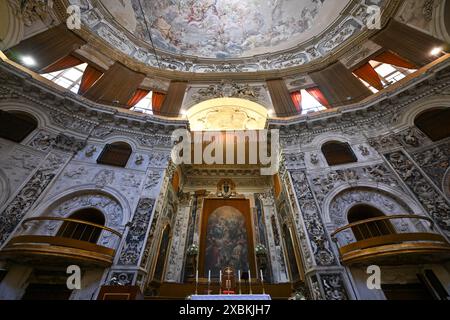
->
[255,244,267,256]
[186,244,199,256]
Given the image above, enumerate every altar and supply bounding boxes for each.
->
[189,294,271,300]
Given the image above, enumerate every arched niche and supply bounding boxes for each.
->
[0,110,38,143]
[24,190,125,250]
[414,108,450,142]
[347,204,396,241]
[326,186,429,247]
[187,98,268,131]
[97,141,133,168]
[321,141,357,166]
[57,208,106,244]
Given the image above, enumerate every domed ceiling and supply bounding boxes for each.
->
[70,0,390,73]
[126,0,347,59]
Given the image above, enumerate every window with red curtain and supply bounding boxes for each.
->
[40,55,83,74]
[372,51,417,70]
[127,89,150,108]
[290,91,302,113]
[152,92,166,115]
[353,63,384,90]
[78,65,103,95]
[306,87,330,108]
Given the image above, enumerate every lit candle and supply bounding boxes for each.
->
[260,269,264,283]
[208,270,211,283]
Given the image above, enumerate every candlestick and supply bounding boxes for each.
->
[207,270,211,295]
[248,269,252,295]
[219,270,222,295]
[238,270,242,295]
[195,269,198,295]
[260,269,265,295]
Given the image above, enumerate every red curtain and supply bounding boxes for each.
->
[152,92,166,115]
[372,51,417,70]
[40,55,83,74]
[78,65,103,95]
[290,91,302,113]
[353,63,384,91]
[306,87,331,108]
[127,89,150,108]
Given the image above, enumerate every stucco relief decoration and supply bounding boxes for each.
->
[412,142,450,192]
[397,0,437,32]
[387,151,450,238]
[118,198,155,265]
[29,193,124,247]
[321,274,349,300]
[290,171,336,266]
[93,169,115,188]
[191,81,262,103]
[20,0,56,26]
[310,164,402,206]
[29,131,86,153]
[329,188,418,246]
[0,153,66,245]
[71,0,389,72]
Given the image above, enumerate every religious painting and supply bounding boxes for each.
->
[130,0,342,59]
[204,206,249,276]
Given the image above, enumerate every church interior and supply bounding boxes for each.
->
[0,0,450,301]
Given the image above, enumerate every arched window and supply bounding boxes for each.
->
[97,142,132,167]
[414,108,450,141]
[347,205,395,241]
[0,111,37,142]
[57,208,105,244]
[322,141,357,166]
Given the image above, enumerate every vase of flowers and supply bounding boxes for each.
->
[255,244,267,256]
[186,244,199,277]
[187,244,199,256]
[255,244,268,272]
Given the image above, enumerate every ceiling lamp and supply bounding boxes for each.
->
[21,56,36,67]
[430,47,446,56]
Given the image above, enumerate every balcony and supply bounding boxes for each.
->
[0,217,122,267]
[331,215,450,265]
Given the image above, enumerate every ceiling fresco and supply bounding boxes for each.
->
[70,0,390,73]
[134,0,345,59]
